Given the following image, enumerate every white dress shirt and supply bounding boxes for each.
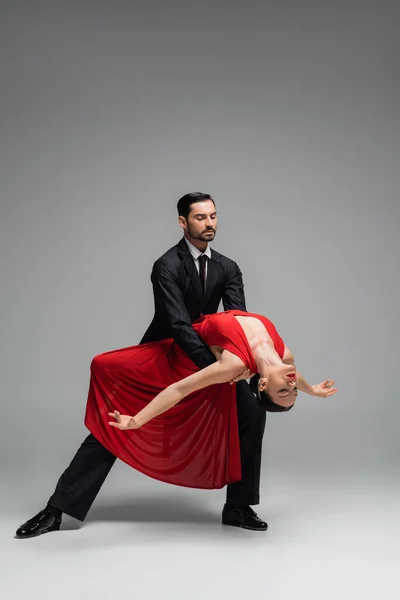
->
[184,237,211,276]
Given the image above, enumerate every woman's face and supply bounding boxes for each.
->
[259,364,298,407]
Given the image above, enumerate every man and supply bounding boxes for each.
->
[16,192,267,538]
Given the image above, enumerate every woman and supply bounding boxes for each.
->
[85,310,337,490]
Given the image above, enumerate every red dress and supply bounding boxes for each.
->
[84,310,285,489]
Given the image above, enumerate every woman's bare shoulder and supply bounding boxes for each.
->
[219,349,246,370]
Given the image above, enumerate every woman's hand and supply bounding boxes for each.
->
[108,410,141,430]
[229,368,255,384]
[310,380,338,398]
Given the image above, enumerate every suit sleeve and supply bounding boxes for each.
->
[151,262,216,370]
[222,262,247,311]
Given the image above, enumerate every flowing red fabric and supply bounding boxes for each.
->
[84,310,285,489]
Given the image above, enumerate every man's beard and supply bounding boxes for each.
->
[187,225,216,241]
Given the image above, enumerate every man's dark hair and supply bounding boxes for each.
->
[250,375,294,413]
[177,192,215,220]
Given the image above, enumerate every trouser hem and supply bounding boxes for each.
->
[46,501,88,522]
[225,494,260,506]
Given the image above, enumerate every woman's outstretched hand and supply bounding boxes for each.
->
[311,380,338,398]
[108,410,140,430]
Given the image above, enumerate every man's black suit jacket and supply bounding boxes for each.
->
[140,237,246,370]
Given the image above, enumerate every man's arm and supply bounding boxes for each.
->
[222,262,247,311]
[151,261,216,370]
[222,261,253,381]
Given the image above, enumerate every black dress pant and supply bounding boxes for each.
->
[47,380,266,521]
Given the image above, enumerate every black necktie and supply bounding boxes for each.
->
[198,254,208,291]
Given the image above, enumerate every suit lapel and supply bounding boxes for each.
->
[178,238,221,305]
[178,239,204,300]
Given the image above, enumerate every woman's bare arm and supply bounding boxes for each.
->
[108,350,246,430]
[282,345,338,397]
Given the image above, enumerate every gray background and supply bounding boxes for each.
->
[1,1,399,599]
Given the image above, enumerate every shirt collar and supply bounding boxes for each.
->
[184,237,211,260]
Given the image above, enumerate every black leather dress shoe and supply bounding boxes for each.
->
[222,504,268,531]
[15,509,62,539]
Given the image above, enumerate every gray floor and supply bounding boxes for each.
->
[2,467,399,600]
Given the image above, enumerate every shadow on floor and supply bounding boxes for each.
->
[81,496,218,525]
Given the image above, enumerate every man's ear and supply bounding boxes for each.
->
[178,216,187,230]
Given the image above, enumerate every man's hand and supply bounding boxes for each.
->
[310,380,338,398]
[229,368,254,384]
[108,410,141,430]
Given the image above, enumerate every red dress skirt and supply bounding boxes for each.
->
[84,310,285,489]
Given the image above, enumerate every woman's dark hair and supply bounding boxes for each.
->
[249,375,294,413]
[177,192,215,220]
[259,390,294,413]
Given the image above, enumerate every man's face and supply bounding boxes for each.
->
[179,200,218,243]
